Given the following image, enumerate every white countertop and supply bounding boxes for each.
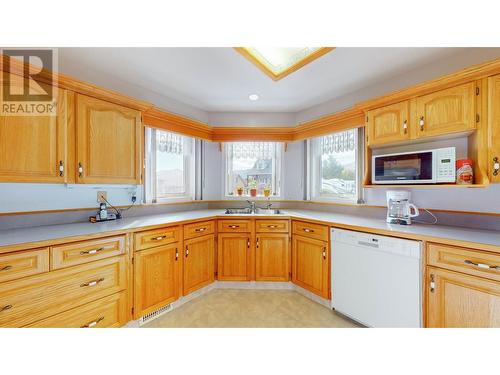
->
[0,208,499,250]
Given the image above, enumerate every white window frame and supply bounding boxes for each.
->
[144,127,195,203]
[223,142,284,200]
[308,127,364,204]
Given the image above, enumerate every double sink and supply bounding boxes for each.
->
[224,208,282,215]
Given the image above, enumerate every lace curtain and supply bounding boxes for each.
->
[320,129,356,154]
[157,131,183,154]
[229,142,276,159]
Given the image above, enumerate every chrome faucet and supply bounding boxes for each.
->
[247,200,257,214]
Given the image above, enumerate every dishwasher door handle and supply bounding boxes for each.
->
[357,240,379,248]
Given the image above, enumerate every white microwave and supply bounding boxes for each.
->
[372,147,456,184]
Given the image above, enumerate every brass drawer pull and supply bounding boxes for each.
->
[464,260,500,270]
[81,316,104,328]
[303,228,314,233]
[229,225,240,229]
[80,278,105,287]
[80,247,104,255]
[0,265,13,272]
[195,227,207,232]
[267,225,278,229]
[1,304,13,312]
[152,235,167,241]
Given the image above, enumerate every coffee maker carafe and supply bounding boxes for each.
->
[386,190,419,225]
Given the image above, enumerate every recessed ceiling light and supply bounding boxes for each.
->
[249,94,259,101]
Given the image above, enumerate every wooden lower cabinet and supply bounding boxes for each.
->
[134,243,180,318]
[426,267,500,328]
[256,233,290,281]
[292,235,329,299]
[183,234,215,295]
[218,233,251,281]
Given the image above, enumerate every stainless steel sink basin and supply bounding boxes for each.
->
[224,208,282,215]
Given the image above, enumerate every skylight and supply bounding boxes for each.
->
[235,47,334,81]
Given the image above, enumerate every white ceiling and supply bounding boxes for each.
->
[58,47,468,113]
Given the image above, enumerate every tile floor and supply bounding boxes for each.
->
[143,289,361,328]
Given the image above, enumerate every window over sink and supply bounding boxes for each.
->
[224,141,283,198]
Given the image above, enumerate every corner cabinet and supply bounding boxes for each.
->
[488,74,500,182]
[367,101,410,146]
[0,74,72,183]
[76,94,142,184]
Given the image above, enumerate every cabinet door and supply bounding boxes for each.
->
[256,233,290,281]
[76,94,142,184]
[0,74,69,183]
[134,243,180,318]
[488,74,500,182]
[367,101,410,146]
[183,234,215,295]
[217,233,250,281]
[427,267,500,328]
[292,235,329,298]
[415,82,475,138]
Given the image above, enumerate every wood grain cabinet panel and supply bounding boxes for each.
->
[0,256,126,327]
[488,74,500,182]
[218,219,252,233]
[26,291,127,328]
[134,243,180,318]
[0,248,49,283]
[183,220,215,240]
[292,221,329,242]
[292,235,329,299]
[367,101,410,145]
[0,73,70,183]
[134,226,180,251]
[427,267,500,328]
[256,233,290,281]
[183,234,215,295]
[414,82,476,139]
[51,235,125,270]
[255,219,289,233]
[217,233,250,281]
[76,94,142,184]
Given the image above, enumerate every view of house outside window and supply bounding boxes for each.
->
[225,142,282,197]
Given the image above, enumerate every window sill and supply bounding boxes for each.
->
[224,195,283,201]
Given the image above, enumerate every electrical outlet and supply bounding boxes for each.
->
[97,191,107,203]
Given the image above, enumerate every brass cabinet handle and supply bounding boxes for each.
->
[175,248,179,261]
[256,238,259,248]
[464,259,500,271]
[80,247,104,255]
[81,316,104,328]
[78,162,83,177]
[303,228,314,233]
[322,248,327,259]
[493,157,499,176]
[80,278,104,287]
[185,245,189,258]
[403,120,408,134]
[430,274,435,293]
[195,227,206,232]
[0,265,13,272]
[1,304,13,312]
[419,116,425,131]
[59,160,64,177]
[267,225,277,229]
[152,235,166,241]
[229,225,240,229]
[247,239,250,248]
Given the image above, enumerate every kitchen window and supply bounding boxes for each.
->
[309,128,363,203]
[224,141,283,198]
[144,128,195,203]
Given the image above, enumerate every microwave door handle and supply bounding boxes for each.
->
[409,203,420,218]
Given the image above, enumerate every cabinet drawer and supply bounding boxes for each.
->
[26,291,128,328]
[255,219,289,233]
[51,236,126,270]
[427,243,500,282]
[0,248,49,283]
[218,220,252,233]
[292,221,329,241]
[0,256,126,328]
[184,220,215,239]
[134,226,180,251]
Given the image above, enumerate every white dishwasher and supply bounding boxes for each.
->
[331,228,422,328]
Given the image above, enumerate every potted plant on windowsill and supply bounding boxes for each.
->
[248,179,257,197]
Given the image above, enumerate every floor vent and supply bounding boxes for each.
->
[139,304,172,326]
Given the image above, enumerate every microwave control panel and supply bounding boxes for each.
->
[436,147,456,182]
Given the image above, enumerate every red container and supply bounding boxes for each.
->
[456,159,473,184]
[250,188,257,197]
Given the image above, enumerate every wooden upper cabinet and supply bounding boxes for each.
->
[488,74,500,182]
[414,82,476,138]
[0,74,71,183]
[367,101,410,146]
[134,243,180,318]
[256,233,290,282]
[292,235,329,299]
[183,234,215,295]
[217,233,250,281]
[427,267,500,328]
[76,94,142,184]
